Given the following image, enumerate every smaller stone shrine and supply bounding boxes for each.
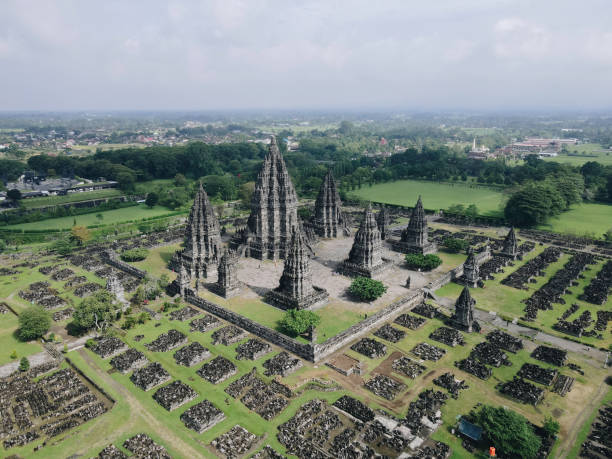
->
[392,196,437,255]
[265,229,328,310]
[209,250,241,298]
[461,249,480,288]
[450,287,479,332]
[376,205,390,240]
[338,204,393,278]
[500,227,519,259]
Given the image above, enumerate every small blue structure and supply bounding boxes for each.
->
[458,417,483,441]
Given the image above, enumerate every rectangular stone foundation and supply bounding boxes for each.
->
[264,286,329,310]
[208,283,242,299]
[337,258,393,279]
[391,240,438,255]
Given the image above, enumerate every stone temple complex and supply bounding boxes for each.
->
[210,250,241,298]
[462,249,480,288]
[170,183,222,283]
[339,204,392,278]
[311,169,350,238]
[232,136,300,260]
[392,196,437,255]
[265,229,328,310]
[500,227,519,259]
[376,205,390,240]
[451,286,479,332]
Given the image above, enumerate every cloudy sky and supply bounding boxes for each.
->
[1,0,611,111]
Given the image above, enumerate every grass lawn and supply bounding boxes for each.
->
[538,202,612,239]
[350,179,507,217]
[21,189,123,209]
[542,143,612,166]
[130,243,181,278]
[6,204,177,230]
[0,311,42,365]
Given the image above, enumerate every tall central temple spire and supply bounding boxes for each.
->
[240,136,300,260]
[171,183,222,282]
[312,169,349,238]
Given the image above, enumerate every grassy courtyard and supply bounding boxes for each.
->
[349,179,507,217]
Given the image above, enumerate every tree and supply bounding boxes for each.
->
[19,357,30,372]
[443,237,469,253]
[145,191,159,208]
[173,173,187,186]
[278,309,321,337]
[239,181,255,207]
[95,213,104,222]
[405,254,442,271]
[504,182,565,227]
[543,417,560,437]
[348,277,387,302]
[72,290,120,331]
[18,306,51,341]
[7,189,22,201]
[474,405,541,459]
[70,225,91,245]
[51,237,75,256]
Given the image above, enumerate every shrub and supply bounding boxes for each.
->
[543,417,560,437]
[85,338,96,349]
[122,315,137,330]
[18,306,52,341]
[19,357,30,372]
[278,309,321,337]
[120,248,149,262]
[10,350,17,360]
[442,237,469,253]
[405,253,442,271]
[348,277,387,302]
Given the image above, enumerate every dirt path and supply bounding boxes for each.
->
[76,349,203,458]
[556,379,609,458]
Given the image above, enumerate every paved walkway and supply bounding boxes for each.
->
[436,297,610,367]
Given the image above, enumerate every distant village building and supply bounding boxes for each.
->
[467,138,492,160]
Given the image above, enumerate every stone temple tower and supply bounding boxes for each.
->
[210,250,241,298]
[171,183,222,281]
[501,227,519,259]
[462,249,480,288]
[392,196,437,255]
[312,169,349,238]
[451,287,478,332]
[377,205,390,240]
[239,136,300,260]
[339,204,392,278]
[265,229,328,310]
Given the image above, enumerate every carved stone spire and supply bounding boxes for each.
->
[451,287,478,333]
[377,205,390,240]
[171,183,222,281]
[392,195,437,255]
[462,249,480,287]
[501,227,519,259]
[242,136,299,260]
[265,229,328,309]
[339,204,392,278]
[211,250,241,298]
[312,169,349,238]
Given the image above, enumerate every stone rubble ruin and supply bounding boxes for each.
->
[311,169,350,238]
[231,136,300,260]
[170,182,222,285]
[265,229,329,310]
[338,204,392,278]
[392,196,437,255]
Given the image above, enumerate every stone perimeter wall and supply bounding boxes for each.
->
[425,248,492,291]
[185,288,424,363]
[100,250,147,279]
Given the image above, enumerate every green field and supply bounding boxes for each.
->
[350,180,507,216]
[538,202,612,238]
[21,189,123,209]
[542,143,612,166]
[6,204,179,230]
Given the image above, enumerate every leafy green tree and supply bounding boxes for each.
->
[51,237,75,255]
[543,417,560,437]
[443,237,469,253]
[239,181,255,208]
[504,182,565,227]
[145,192,159,208]
[405,254,442,271]
[278,309,321,336]
[173,173,187,186]
[348,277,387,301]
[474,405,541,459]
[7,189,22,201]
[19,357,30,372]
[72,290,120,331]
[18,307,51,341]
